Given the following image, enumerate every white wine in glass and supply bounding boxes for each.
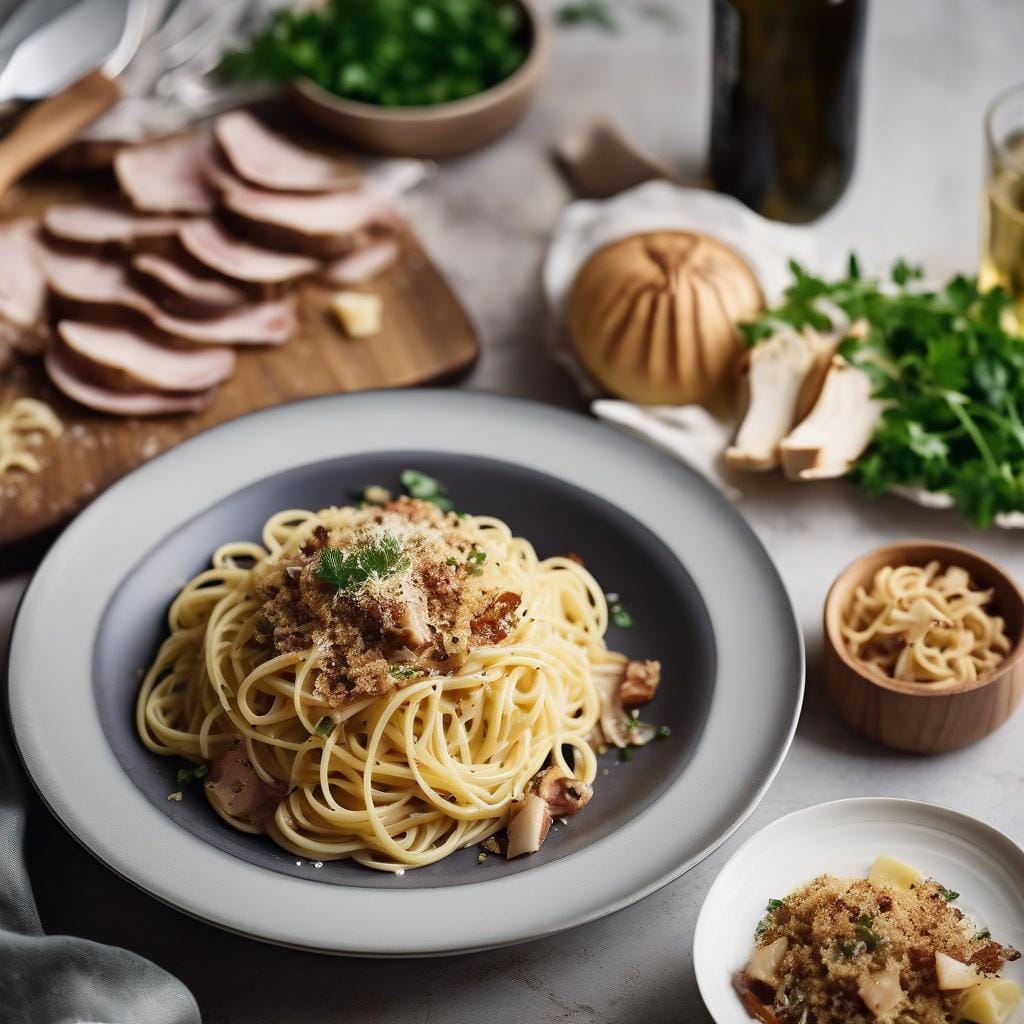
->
[981,85,1024,319]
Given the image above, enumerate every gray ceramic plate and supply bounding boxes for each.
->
[8,390,803,956]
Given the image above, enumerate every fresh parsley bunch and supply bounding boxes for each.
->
[742,257,1024,527]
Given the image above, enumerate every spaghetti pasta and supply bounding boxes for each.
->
[0,397,61,475]
[137,496,616,871]
[841,561,1010,688]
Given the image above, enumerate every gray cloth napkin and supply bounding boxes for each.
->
[0,604,201,1024]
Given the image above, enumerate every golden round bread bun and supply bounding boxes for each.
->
[567,230,764,407]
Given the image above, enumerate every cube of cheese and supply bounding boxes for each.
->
[959,979,1023,1024]
[869,853,922,890]
[936,952,983,990]
[332,291,382,338]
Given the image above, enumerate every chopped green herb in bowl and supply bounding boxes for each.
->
[222,0,532,108]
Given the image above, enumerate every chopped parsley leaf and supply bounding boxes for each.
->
[837,940,857,959]
[619,747,634,762]
[315,718,335,738]
[939,885,960,901]
[316,533,409,591]
[975,929,991,941]
[855,915,883,950]
[607,595,634,628]
[389,665,422,680]
[176,764,209,785]
[655,725,671,740]
[400,469,453,513]
[466,549,487,575]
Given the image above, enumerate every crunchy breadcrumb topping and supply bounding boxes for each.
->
[253,497,517,705]
[740,874,1019,1024]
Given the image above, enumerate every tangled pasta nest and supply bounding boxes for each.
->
[842,561,1011,688]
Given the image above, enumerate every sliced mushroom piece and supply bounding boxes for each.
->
[726,328,836,471]
[591,654,631,748]
[506,793,552,859]
[205,746,284,826]
[858,963,905,1019]
[619,659,661,707]
[745,936,788,989]
[779,355,887,481]
[533,767,592,817]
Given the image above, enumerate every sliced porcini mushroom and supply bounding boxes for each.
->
[619,659,661,707]
[506,793,552,859]
[746,936,789,989]
[779,355,887,481]
[935,952,983,991]
[858,963,905,1019]
[726,327,836,471]
[533,767,593,817]
[591,655,631,748]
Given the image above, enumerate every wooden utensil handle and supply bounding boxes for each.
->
[0,68,120,197]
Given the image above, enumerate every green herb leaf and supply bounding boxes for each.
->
[607,595,634,628]
[855,915,884,950]
[742,256,1024,527]
[975,929,991,940]
[556,0,617,30]
[389,664,422,680]
[837,940,857,959]
[939,885,960,902]
[400,469,454,513]
[316,533,409,591]
[176,764,209,785]
[466,548,487,575]
[619,746,634,762]
[315,718,335,738]
[221,0,529,107]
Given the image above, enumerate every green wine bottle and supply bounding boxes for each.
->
[710,0,867,223]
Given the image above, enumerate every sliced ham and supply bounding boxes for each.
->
[320,238,400,286]
[45,342,215,416]
[214,110,360,193]
[44,204,188,245]
[178,219,318,285]
[131,252,247,314]
[57,321,236,392]
[207,161,395,257]
[0,218,47,355]
[114,133,215,215]
[40,247,295,345]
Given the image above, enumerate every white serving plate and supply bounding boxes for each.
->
[695,798,1024,1023]
[8,390,804,956]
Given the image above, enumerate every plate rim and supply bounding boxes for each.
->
[8,389,804,956]
[693,796,1024,1022]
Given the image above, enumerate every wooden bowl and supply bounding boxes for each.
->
[823,541,1024,753]
[290,0,548,159]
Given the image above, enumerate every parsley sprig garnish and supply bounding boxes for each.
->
[742,257,1024,527]
[605,593,634,629]
[316,533,409,591]
[754,897,785,937]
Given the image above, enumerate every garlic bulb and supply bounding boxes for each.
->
[567,230,763,408]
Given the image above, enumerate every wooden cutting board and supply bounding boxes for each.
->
[0,176,479,548]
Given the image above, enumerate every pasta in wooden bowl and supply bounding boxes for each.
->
[823,542,1024,753]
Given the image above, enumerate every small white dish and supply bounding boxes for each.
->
[694,798,1024,1023]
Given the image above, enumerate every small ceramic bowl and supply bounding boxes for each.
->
[823,540,1024,753]
[290,0,549,159]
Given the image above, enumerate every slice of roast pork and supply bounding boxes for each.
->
[214,111,361,193]
[206,161,395,257]
[114,133,215,215]
[43,204,188,246]
[0,218,48,355]
[45,342,216,416]
[320,238,400,286]
[178,219,318,285]
[40,248,295,345]
[57,321,236,392]
[131,252,247,316]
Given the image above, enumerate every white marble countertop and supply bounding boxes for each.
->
[4,1,1024,1021]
